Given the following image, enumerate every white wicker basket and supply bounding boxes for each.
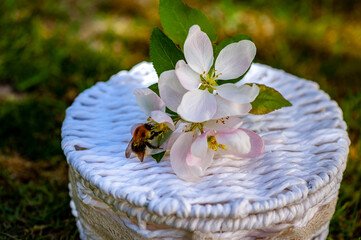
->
[61,62,350,240]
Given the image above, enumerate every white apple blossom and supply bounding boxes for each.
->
[133,88,175,130]
[130,25,266,178]
[169,117,264,181]
[159,25,259,123]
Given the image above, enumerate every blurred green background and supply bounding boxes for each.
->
[0,0,360,239]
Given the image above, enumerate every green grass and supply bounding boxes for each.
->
[0,165,78,239]
[0,0,360,239]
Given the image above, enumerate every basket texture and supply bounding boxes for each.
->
[61,62,350,240]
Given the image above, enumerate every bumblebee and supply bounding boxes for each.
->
[125,123,160,162]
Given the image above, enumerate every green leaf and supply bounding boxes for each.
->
[159,0,217,46]
[150,27,185,77]
[165,107,178,116]
[148,83,159,96]
[215,34,253,58]
[151,151,166,163]
[249,84,292,115]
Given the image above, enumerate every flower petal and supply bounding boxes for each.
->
[170,132,199,181]
[237,128,265,158]
[166,122,187,150]
[150,110,175,130]
[216,129,251,156]
[184,25,213,74]
[204,117,243,131]
[217,83,259,104]
[134,88,166,116]
[215,40,256,80]
[190,131,209,159]
[175,60,202,90]
[216,129,264,158]
[159,70,188,112]
[187,148,214,178]
[212,95,252,119]
[177,89,217,122]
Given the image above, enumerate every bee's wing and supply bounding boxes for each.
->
[125,139,133,158]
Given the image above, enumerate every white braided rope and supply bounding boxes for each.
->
[62,62,349,239]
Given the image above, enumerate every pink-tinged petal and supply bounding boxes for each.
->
[166,122,187,150]
[177,89,217,122]
[204,117,243,131]
[216,129,264,158]
[215,40,256,80]
[217,83,259,104]
[184,25,213,74]
[170,132,199,181]
[150,110,175,130]
[237,128,264,158]
[134,88,166,116]
[212,95,252,119]
[216,129,251,157]
[159,70,187,112]
[130,123,143,135]
[190,131,209,159]
[175,60,201,90]
[187,148,214,178]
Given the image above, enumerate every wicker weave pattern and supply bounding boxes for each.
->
[62,62,350,239]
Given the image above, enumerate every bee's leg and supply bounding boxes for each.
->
[146,142,159,149]
[137,152,145,162]
[149,131,160,140]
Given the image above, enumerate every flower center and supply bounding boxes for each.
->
[184,122,204,134]
[153,122,168,133]
[199,68,220,93]
[147,117,169,136]
[207,135,226,152]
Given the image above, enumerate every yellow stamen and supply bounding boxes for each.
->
[198,67,219,92]
[184,122,204,134]
[207,135,226,152]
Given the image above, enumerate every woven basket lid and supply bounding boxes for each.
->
[61,62,349,232]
